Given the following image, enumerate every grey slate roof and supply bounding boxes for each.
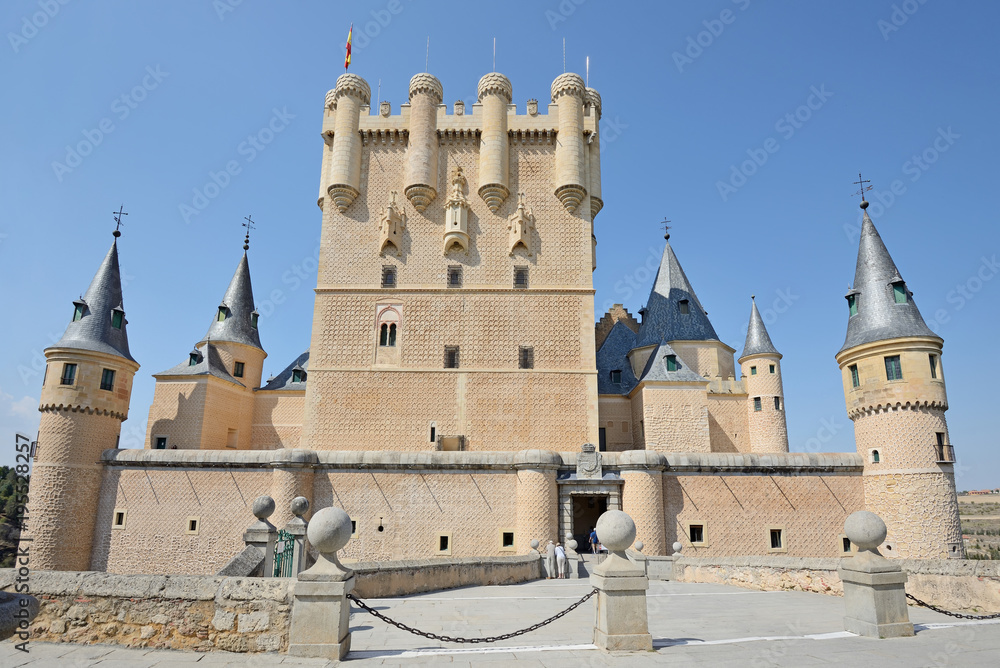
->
[261,350,310,391]
[639,341,708,383]
[154,342,244,387]
[596,322,639,395]
[840,208,939,353]
[635,241,720,347]
[739,298,780,360]
[201,252,263,350]
[50,240,136,362]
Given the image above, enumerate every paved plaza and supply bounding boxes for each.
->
[3,579,999,666]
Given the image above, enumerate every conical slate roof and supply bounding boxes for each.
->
[739,298,780,360]
[840,206,938,353]
[261,350,310,391]
[201,252,263,350]
[596,322,639,395]
[155,342,244,386]
[635,240,719,347]
[51,240,136,362]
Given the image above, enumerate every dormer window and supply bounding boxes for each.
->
[847,294,858,316]
[217,306,228,322]
[678,300,690,315]
[251,310,259,329]
[188,352,200,366]
[892,282,908,304]
[233,361,245,378]
[291,368,307,383]
[666,354,678,372]
[111,309,124,329]
[610,369,622,384]
[72,301,86,322]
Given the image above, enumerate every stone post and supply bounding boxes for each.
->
[590,510,653,651]
[244,495,278,576]
[289,506,356,660]
[627,540,648,576]
[838,511,914,639]
[284,496,310,575]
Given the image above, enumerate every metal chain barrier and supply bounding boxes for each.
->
[347,588,597,644]
[906,593,1000,620]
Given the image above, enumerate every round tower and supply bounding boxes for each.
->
[619,450,667,555]
[585,87,603,221]
[738,297,789,453]
[404,73,443,212]
[514,450,560,554]
[836,198,962,559]
[550,73,587,213]
[25,232,139,570]
[477,72,512,212]
[327,73,371,212]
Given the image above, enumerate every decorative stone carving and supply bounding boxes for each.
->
[443,167,471,254]
[379,100,390,117]
[527,99,538,116]
[507,192,535,256]
[478,183,510,213]
[327,185,360,213]
[576,442,602,480]
[379,192,406,256]
[555,183,586,213]
[454,100,465,116]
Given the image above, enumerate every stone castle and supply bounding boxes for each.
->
[23,69,964,575]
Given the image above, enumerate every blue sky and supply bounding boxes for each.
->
[2,1,997,490]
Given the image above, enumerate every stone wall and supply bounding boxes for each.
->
[351,554,543,598]
[672,556,1000,613]
[0,570,292,653]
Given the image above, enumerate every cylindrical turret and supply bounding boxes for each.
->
[514,450,560,554]
[477,72,512,213]
[551,73,587,213]
[270,449,318,528]
[317,89,336,209]
[404,73,443,212]
[619,451,667,555]
[585,87,603,220]
[740,354,789,453]
[327,73,371,212]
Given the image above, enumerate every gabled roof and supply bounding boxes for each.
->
[739,298,780,360]
[51,240,136,362]
[596,322,639,395]
[635,241,719,347]
[154,342,244,387]
[639,341,708,383]
[261,350,310,391]
[840,206,938,353]
[201,252,263,351]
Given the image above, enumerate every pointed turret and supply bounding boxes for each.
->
[52,240,135,362]
[635,236,719,348]
[739,297,779,361]
[840,202,938,353]
[201,252,263,351]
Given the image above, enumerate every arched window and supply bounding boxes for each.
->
[376,306,401,349]
[388,323,397,346]
[380,323,389,346]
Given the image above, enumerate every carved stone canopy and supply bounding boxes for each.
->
[507,192,534,256]
[379,191,406,256]
[444,168,470,254]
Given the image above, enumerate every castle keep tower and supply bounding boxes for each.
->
[836,199,962,559]
[739,298,789,453]
[302,70,601,451]
[26,231,140,570]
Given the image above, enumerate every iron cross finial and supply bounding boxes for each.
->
[242,214,256,250]
[112,204,128,238]
[853,172,872,202]
[660,217,672,240]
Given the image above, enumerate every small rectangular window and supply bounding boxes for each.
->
[843,536,852,553]
[217,307,227,322]
[111,310,123,329]
[689,524,704,544]
[154,436,167,450]
[251,312,259,329]
[750,366,757,375]
[73,303,85,321]
[447,265,462,288]
[769,364,775,374]
[100,368,115,391]
[501,531,515,549]
[436,533,452,554]
[429,424,436,442]
[929,354,937,379]
[753,397,762,412]
[774,396,781,411]
[60,363,77,386]
[233,361,245,378]
[678,299,690,314]
[666,354,677,372]
[382,265,397,288]
[514,266,529,289]
[444,346,460,369]
[850,364,860,388]
[291,369,306,383]
[885,355,903,381]
[893,283,908,304]
[610,369,622,384]
[847,294,858,316]
[186,517,200,535]
[113,510,126,528]
[770,529,783,550]
[518,346,534,369]
[351,520,358,536]
[189,352,200,366]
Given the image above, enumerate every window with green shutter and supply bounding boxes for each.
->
[666,355,677,371]
[753,397,762,412]
[885,355,902,381]
[111,310,123,329]
[847,294,858,316]
[100,368,115,391]
[929,354,937,379]
[893,283,907,304]
[73,304,85,321]
[850,364,860,388]
[750,366,757,375]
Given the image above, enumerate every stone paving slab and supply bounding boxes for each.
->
[2,579,999,666]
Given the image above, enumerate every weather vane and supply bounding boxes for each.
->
[242,214,256,250]
[853,172,872,206]
[660,217,671,240]
[112,204,128,238]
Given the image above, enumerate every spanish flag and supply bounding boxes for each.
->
[344,24,353,70]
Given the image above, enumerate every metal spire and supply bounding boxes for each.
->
[242,214,255,251]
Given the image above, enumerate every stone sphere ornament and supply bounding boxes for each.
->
[567,539,578,551]
[530,539,539,550]
[307,507,353,556]
[844,510,887,551]
[595,510,636,554]
[291,496,310,518]
[635,541,644,552]
[252,495,275,520]
[672,542,683,555]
